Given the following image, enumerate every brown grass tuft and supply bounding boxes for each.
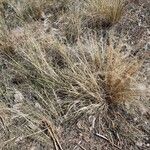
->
[104,45,142,104]
[83,0,124,29]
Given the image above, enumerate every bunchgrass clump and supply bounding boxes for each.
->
[0,27,144,149]
[5,25,143,118]
[83,0,124,29]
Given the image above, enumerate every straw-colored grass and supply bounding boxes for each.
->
[83,0,124,29]
[4,25,142,116]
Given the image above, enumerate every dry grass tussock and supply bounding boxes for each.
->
[2,24,143,117]
[0,24,145,148]
[83,0,124,29]
[0,0,124,31]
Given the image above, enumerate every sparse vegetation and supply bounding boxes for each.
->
[0,0,149,149]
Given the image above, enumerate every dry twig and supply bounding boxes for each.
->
[94,132,121,150]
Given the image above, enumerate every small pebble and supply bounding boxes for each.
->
[147,143,150,147]
[136,141,143,147]
[134,117,138,121]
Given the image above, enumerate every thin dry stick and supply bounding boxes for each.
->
[41,119,63,150]
[77,141,87,150]
[0,116,10,139]
[73,141,87,150]
[94,132,121,150]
